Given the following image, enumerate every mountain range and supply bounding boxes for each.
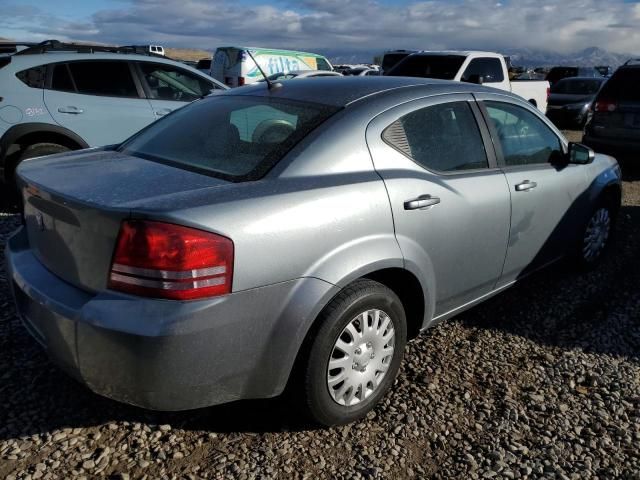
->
[326,47,634,68]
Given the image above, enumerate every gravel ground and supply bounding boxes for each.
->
[1,132,639,479]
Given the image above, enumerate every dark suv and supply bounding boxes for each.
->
[584,61,640,156]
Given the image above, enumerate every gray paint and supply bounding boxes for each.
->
[7,78,622,410]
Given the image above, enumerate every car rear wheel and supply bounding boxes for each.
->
[9,142,70,189]
[302,279,407,426]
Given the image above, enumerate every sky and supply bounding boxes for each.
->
[1,0,640,56]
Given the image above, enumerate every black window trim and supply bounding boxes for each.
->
[43,60,145,99]
[15,65,47,89]
[380,98,500,176]
[477,98,567,170]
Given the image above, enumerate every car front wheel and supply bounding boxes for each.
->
[578,201,614,268]
[302,279,407,426]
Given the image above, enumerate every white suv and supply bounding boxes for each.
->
[0,40,226,191]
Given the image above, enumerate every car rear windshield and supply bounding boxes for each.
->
[598,68,640,102]
[119,95,339,181]
[551,78,603,95]
[387,55,466,80]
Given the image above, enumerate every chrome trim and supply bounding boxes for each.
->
[110,273,226,290]
[111,263,226,280]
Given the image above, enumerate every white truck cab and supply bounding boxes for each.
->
[387,51,549,112]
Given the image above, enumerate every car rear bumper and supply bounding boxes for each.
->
[6,226,337,411]
[583,133,640,156]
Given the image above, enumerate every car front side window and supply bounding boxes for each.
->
[382,101,489,172]
[484,101,562,166]
[139,63,213,102]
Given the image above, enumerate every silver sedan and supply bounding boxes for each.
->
[7,77,621,426]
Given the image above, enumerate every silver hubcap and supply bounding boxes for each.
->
[583,207,610,262]
[327,309,395,406]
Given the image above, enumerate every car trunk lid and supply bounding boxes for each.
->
[18,148,230,292]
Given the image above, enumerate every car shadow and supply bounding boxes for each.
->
[455,203,640,362]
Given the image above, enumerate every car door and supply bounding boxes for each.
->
[366,94,511,318]
[44,60,155,146]
[475,94,591,285]
[135,62,223,119]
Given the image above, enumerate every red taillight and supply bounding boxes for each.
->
[238,76,245,86]
[594,99,617,112]
[546,87,550,100]
[108,220,234,300]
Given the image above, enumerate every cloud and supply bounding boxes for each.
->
[1,0,639,56]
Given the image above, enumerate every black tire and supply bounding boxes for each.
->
[19,142,70,162]
[302,279,407,426]
[7,142,69,191]
[3,143,70,207]
[574,198,616,270]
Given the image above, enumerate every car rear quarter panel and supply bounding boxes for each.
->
[129,108,403,293]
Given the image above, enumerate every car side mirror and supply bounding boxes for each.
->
[465,74,484,85]
[568,142,595,165]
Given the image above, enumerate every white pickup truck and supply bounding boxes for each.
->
[386,51,549,112]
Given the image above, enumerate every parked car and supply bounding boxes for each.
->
[546,76,606,129]
[545,66,601,85]
[386,51,550,112]
[149,45,165,56]
[595,66,613,77]
[211,46,333,87]
[0,40,227,191]
[584,60,640,156]
[7,77,621,426]
[343,66,378,76]
[259,70,343,81]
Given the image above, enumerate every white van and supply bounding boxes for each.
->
[211,46,333,87]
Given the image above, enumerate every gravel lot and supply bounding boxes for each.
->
[1,132,639,479]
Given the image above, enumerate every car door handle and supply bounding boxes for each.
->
[404,195,441,210]
[154,108,172,116]
[57,106,84,114]
[515,180,537,192]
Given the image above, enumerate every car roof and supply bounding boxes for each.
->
[225,76,507,107]
[216,46,328,58]
[410,51,499,57]
[7,51,195,69]
[4,51,223,85]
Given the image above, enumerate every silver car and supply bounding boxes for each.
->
[6,77,622,426]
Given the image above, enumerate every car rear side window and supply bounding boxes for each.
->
[461,58,504,83]
[67,61,138,97]
[16,66,46,88]
[484,101,562,166]
[120,96,339,181]
[51,64,75,92]
[382,101,489,172]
